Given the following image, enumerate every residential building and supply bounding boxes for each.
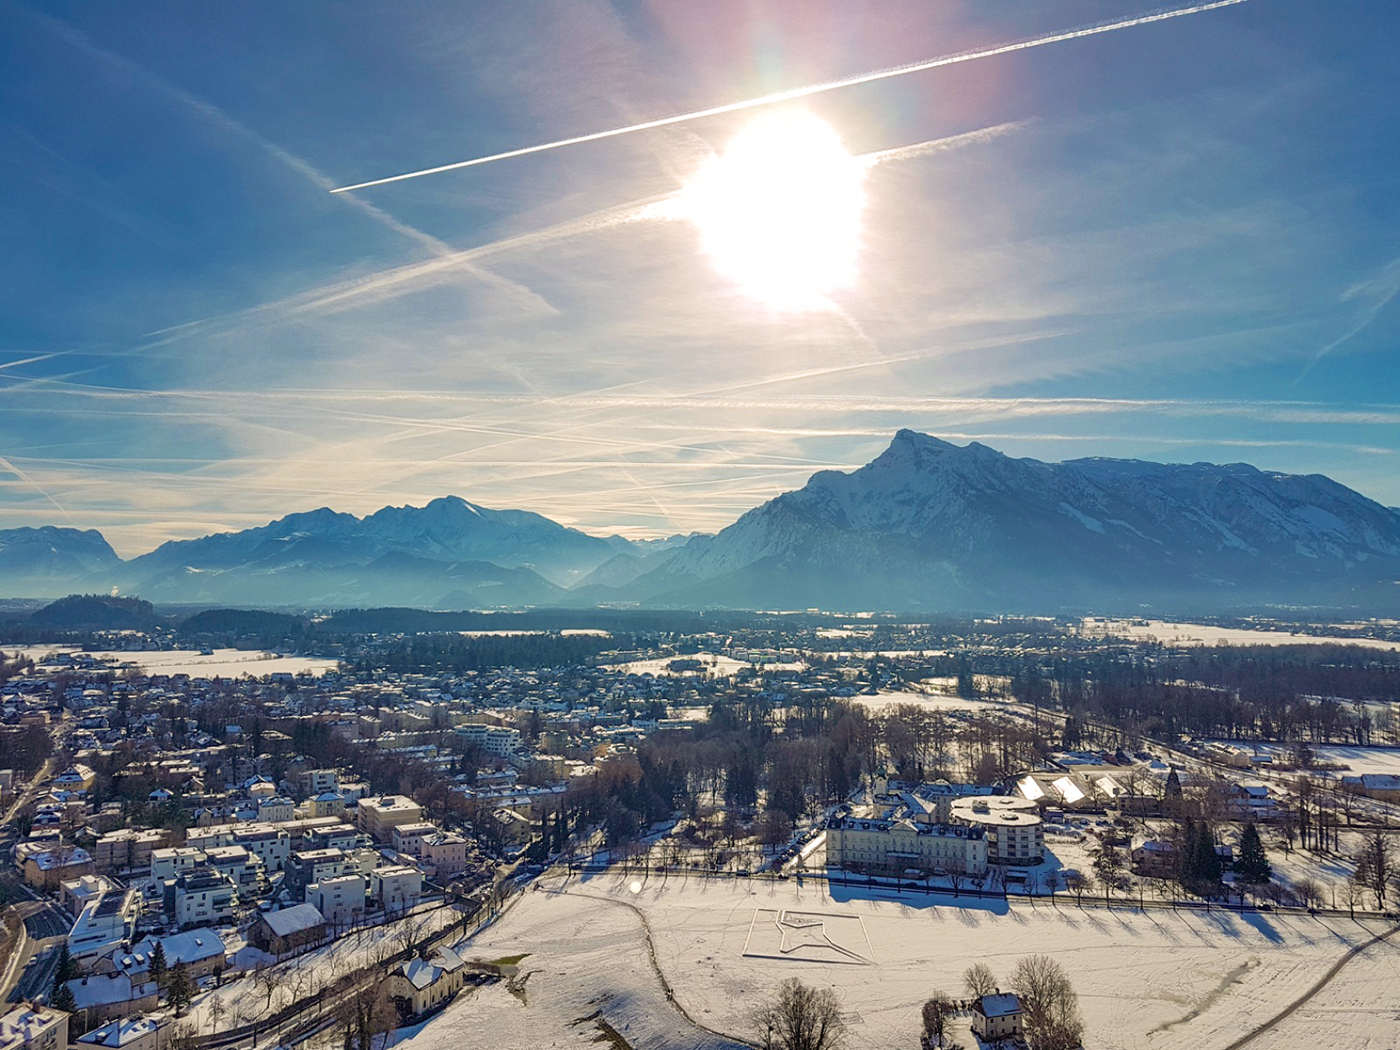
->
[93,831,168,874]
[284,849,352,901]
[382,947,467,1015]
[305,792,347,820]
[256,796,295,823]
[231,826,292,873]
[370,865,423,914]
[69,888,143,963]
[358,796,423,843]
[22,846,94,889]
[63,975,158,1026]
[117,930,228,984]
[303,770,340,795]
[391,823,439,858]
[1131,840,1178,878]
[307,873,366,927]
[0,1007,67,1050]
[250,903,328,955]
[454,724,521,757]
[150,848,205,882]
[71,1017,160,1050]
[971,993,1023,1042]
[204,845,264,892]
[420,832,470,878]
[53,765,97,791]
[172,866,237,928]
[302,824,361,853]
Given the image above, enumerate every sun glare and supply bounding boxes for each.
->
[674,110,865,310]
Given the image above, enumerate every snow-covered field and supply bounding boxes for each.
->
[10,645,339,677]
[1082,619,1400,653]
[853,689,1018,715]
[611,654,804,676]
[394,874,1396,1050]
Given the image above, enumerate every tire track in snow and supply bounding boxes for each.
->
[1219,922,1400,1050]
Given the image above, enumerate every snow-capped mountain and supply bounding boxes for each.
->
[5,436,1399,612]
[609,431,1400,612]
[0,527,121,592]
[116,496,618,582]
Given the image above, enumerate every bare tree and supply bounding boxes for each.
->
[1065,870,1095,905]
[207,998,227,1034]
[254,960,279,1012]
[962,962,996,999]
[755,978,847,1050]
[1353,832,1394,911]
[1292,877,1324,909]
[1011,955,1083,1050]
[921,992,955,1047]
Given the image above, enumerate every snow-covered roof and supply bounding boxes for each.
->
[75,1017,159,1047]
[261,903,325,938]
[978,993,1021,1019]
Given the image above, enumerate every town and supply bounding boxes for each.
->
[2,609,1399,1050]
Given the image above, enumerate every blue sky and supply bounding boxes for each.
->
[2,0,1397,556]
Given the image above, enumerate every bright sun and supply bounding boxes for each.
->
[671,109,865,311]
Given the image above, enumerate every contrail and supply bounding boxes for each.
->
[331,0,1250,193]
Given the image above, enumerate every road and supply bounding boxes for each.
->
[5,900,71,1005]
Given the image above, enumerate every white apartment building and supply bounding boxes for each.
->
[454,724,521,757]
[69,888,142,962]
[304,769,340,795]
[233,825,292,872]
[173,866,238,928]
[151,847,206,882]
[308,872,366,926]
[371,865,423,914]
[0,1006,68,1050]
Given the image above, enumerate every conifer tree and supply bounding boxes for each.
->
[166,964,193,1016]
[150,941,168,986]
[1235,823,1271,883]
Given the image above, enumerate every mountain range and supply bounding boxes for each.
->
[4,432,1399,613]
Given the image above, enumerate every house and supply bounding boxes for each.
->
[1131,840,1177,878]
[382,947,468,1016]
[63,974,159,1025]
[1340,773,1400,802]
[251,903,328,956]
[256,796,295,823]
[419,832,470,878]
[0,1007,67,1050]
[71,1017,160,1050]
[53,765,97,792]
[115,930,228,985]
[305,792,347,820]
[970,993,1023,1043]
[22,846,94,889]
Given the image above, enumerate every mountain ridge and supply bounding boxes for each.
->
[4,434,1398,613]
